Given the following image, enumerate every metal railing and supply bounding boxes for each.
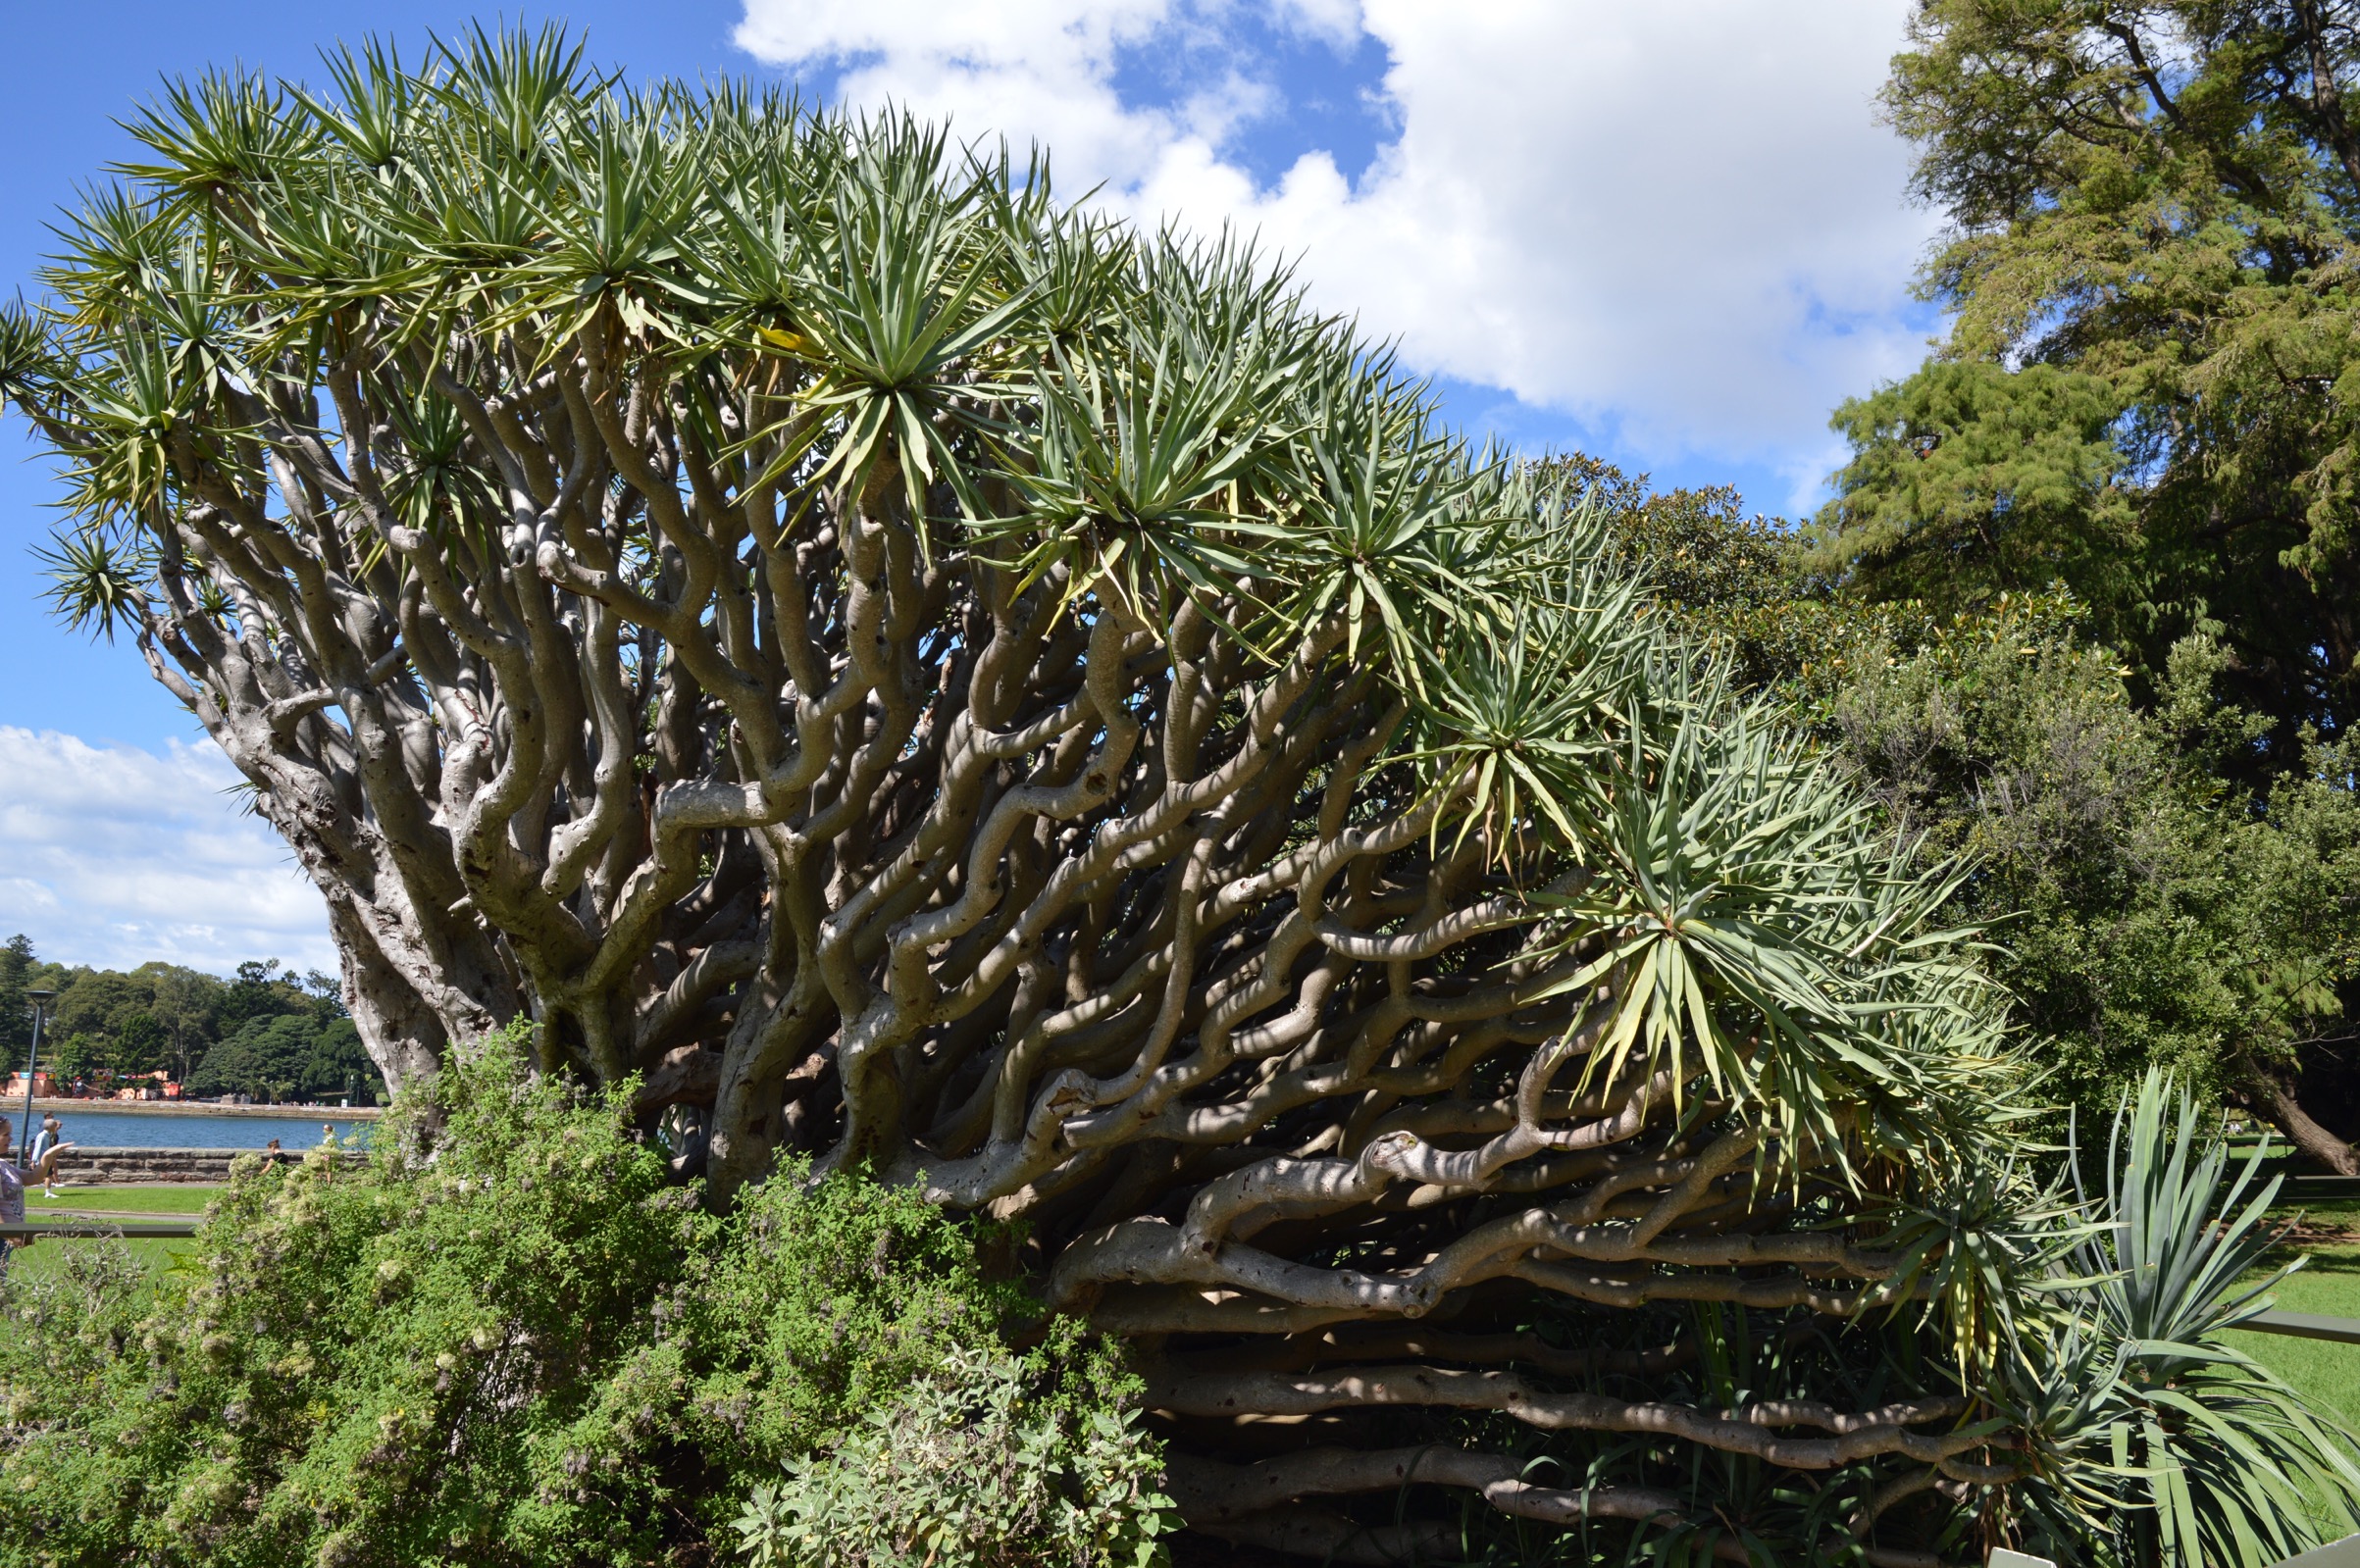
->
[0,1220,196,1239]
[2263,1536,2360,1567]
[2278,1174,2360,1201]
[2242,1309,2360,1344]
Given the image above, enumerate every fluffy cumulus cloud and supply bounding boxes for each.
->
[0,727,333,975]
[733,0,1939,504]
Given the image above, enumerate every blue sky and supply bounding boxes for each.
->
[0,1,1937,972]
[0,1,749,747]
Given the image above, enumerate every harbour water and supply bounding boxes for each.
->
[19,1111,374,1151]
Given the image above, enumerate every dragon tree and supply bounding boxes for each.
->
[6,28,2354,1566]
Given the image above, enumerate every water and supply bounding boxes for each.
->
[18,1111,375,1151]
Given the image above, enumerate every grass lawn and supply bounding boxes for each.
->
[7,1185,221,1285]
[26,1184,218,1216]
[10,1233,197,1281]
[2226,1199,2360,1428]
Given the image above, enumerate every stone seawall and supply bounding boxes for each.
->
[13,1097,382,1120]
[54,1147,366,1185]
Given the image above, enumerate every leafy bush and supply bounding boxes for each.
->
[732,1336,1174,1568]
[0,1026,1147,1567]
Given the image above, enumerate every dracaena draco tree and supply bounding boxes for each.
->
[4,28,2355,1566]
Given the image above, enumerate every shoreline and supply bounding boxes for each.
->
[7,1097,383,1121]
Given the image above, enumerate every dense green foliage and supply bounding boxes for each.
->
[1815,0,2360,771]
[1790,1,2360,1158]
[0,1026,1139,1567]
[733,1341,1173,1568]
[0,938,384,1102]
[182,1011,373,1103]
[1832,616,2360,1117]
[1596,460,2360,1142]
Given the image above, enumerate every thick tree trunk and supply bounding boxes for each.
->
[2242,1054,2360,1175]
[323,892,467,1095]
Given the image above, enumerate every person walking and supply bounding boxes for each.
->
[28,1116,65,1198]
[0,1127,71,1273]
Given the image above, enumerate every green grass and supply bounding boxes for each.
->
[9,1233,195,1283]
[2226,1201,2360,1428]
[2228,1256,2360,1426]
[6,1186,219,1286]
[28,1184,218,1216]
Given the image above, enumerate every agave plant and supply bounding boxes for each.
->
[0,25,2329,1562]
[1996,1072,2360,1567]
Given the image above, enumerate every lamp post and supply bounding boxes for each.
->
[19,989,54,1160]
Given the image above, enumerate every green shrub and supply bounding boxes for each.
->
[0,1026,1146,1567]
[731,1335,1175,1568]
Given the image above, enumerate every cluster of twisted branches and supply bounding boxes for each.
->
[0,29,2062,1561]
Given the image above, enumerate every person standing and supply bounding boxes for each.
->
[0,1132,68,1263]
[0,1159,26,1278]
[28,1116,64,1198]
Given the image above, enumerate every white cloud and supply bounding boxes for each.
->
[734,0,1939,507]
[0,727,333,976]
[735,1,1198,195]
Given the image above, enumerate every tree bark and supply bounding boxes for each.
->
[2242,1053,2360,1175]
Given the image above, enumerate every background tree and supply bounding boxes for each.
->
[0,936,384,1100]
[0,32,2344,1560]
[186,1011,367,1102]
[46,968,169,1083]
[145,962,218,1085]
[1585,459,2360,1168]
[0,936,34,1062]
[1816,0,2360,774]
[1802,0,2360,1159]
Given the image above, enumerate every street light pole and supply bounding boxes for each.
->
[20,989,54,1160]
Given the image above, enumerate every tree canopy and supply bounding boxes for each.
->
[185,1011,373,1103]
[0,27,2348,1564]
[0,937,379,1101]
[1816,0,2360,773]
[1797,0,2360,1167]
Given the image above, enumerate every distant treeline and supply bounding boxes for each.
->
[0,936,385,1105]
